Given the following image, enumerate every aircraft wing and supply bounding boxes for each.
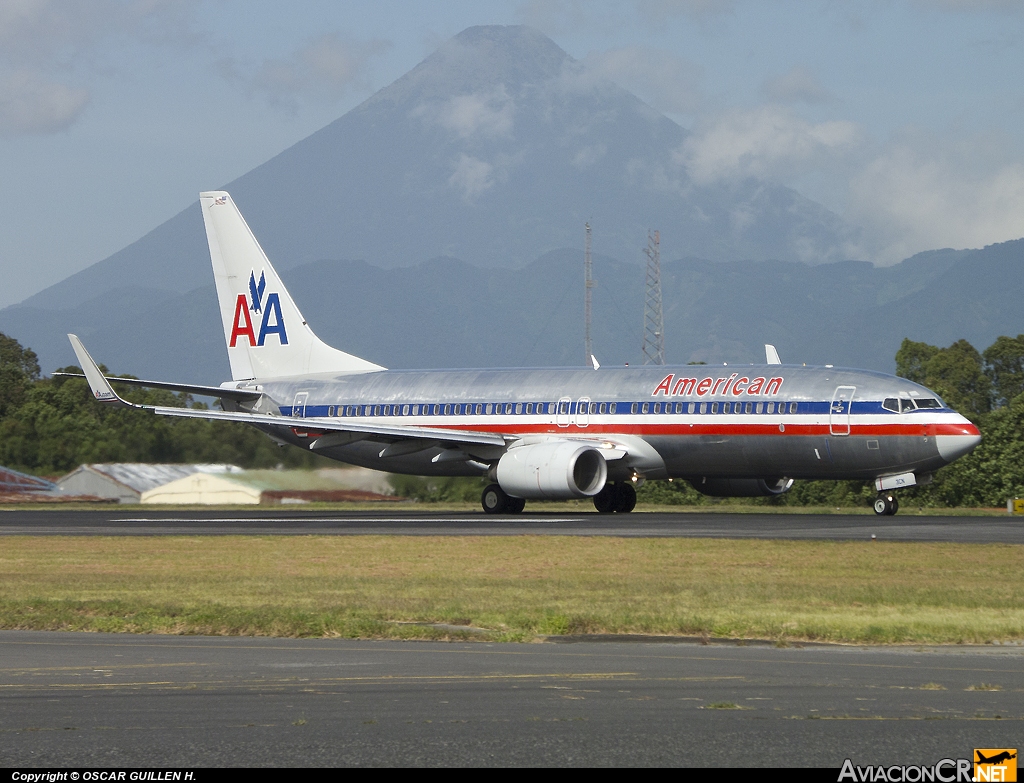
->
[151,406,508,447]
[52,372,261,402]
[67,334,507,449]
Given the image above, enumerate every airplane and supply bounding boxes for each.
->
[976,751,1016,766]
[65,190,982,516]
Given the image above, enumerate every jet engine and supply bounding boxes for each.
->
[496,441,608,499]
[690,477,794,497]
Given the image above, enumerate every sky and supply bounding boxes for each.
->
[1,0,1023,310]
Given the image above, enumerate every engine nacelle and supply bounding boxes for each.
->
[496,442,608,499]
[690,477,794,497]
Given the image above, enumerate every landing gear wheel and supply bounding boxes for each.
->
[873,493,897,516]
[482,483,511,514]
[615,482,637,513]
[507,496,526,514]
[593,484,618,513]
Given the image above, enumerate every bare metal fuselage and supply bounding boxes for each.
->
[230,363,979,484]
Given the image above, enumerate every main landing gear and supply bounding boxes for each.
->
[481,484,526,514]
[873,493,899,516]
[479,482,638,515]
[593,482,637,514]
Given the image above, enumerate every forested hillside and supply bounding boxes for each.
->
[0,333,329,476]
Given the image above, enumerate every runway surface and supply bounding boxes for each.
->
[1,631,1021,767]
[1,508,1023,542]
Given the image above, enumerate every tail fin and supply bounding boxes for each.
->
[200,191,384,380]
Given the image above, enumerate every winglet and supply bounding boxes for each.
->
[591,354,600,370]
[67,335,131,407]
[765,344,782,365]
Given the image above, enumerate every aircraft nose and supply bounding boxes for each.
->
[936,423,981,463]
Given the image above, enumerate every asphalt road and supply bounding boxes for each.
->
[0,632,1021,767]
[1,508,1023,543]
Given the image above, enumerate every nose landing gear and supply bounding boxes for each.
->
[873,493,899,516]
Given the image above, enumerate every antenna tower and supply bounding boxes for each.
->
[641,230,665,365]
[584,221,593,365]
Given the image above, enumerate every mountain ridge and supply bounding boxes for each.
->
[11,24,857,316]
[4,238,1021,384]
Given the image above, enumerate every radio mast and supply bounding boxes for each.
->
[584,221,593,366]
[641,230,665,365]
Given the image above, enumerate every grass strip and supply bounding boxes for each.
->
[1,536,1022,644]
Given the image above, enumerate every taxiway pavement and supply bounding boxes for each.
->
[1,632,1021,767]
[0,509,1022,543]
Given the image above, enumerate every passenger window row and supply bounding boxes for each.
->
[326,402,556,418]
[318,400,801,417]
[628,401,797,415]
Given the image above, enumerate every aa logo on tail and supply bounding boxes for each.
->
[229,270,288,347]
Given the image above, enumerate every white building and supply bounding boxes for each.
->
[56,464,242,503]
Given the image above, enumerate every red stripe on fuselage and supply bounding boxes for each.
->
[409,422,979,438]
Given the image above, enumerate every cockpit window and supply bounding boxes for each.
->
[899,398,916,413]
[882,398,899,412]
[914,398,941,409]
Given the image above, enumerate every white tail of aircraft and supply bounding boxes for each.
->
[200,191,384,381]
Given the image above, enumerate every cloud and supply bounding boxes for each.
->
[676,105,861,185]
[848,132,1024,263]
[239,34,391,110]
[437,87,515,139]
[0,1,200,64]
[583,46,704,115]
[448,154,495,200]
[0,69,88,135]
[0,0,199,136]
[761,66,832,104]
[572,143,607,168]
[414,86,515,140]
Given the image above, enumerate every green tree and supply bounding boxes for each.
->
[0,332,40,418]
[894,339,938,385]
[905,389,1024,508]
[924,339,990,417]
[983,334,1024,408]
[894,337,989,417]
[0,370,334,475]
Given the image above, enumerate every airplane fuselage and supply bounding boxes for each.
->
[230,363,979,484]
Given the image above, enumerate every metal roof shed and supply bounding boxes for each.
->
[0,466,57,494]
[56,464,242,503]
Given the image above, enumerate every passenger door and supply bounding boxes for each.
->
[829,386,855,436]
[292,392,308,418]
